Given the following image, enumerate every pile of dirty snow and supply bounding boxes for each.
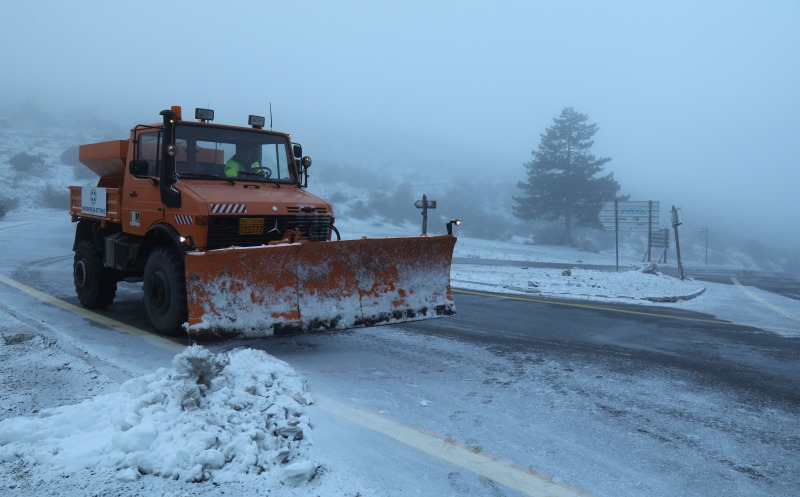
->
[0,345,319,484]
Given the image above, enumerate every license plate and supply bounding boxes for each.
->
[239,218,264,235]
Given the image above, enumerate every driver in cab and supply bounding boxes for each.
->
[224,145,261,177]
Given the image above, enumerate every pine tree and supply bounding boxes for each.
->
[513,107,621,245]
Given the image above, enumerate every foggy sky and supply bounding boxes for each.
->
[2,1,798,248]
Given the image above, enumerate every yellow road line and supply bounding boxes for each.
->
[731,277,800,324]
[0,273,179,349]
[315,394,595,497]
[0,274,593,496]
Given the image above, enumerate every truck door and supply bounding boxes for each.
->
[122,131,165,234]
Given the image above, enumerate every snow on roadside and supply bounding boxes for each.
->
[453,264,706,303]
[0,345,318,486]
[0,332,120,421]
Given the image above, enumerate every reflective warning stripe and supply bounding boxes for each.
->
[175,214,193,225]
[210,204,247,214]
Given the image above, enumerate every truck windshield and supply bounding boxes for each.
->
[173,124,296,183]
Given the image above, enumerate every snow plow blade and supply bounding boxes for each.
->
[183,235,456,338]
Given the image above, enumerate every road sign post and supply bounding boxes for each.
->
[414,194,437,235]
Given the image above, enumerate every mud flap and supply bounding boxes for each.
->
[183,235,456,338]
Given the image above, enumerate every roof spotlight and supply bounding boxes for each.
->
[195,108,214,122]
[249,115,266,129]
[446,219,461,235]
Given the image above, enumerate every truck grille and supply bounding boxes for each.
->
[206,215,332,249]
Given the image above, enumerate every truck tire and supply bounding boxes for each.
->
[143,247,188,335]
[74,239,117,308]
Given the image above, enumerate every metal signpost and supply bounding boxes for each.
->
[671,206,685,280]
[414,193,437,235]
[598,200,660,271]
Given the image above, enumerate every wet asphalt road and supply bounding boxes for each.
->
[406,289,800,411]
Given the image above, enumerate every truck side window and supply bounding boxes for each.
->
[138,133,161,176]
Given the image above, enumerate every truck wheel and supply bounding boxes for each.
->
[74,239,117,308]
[143,247,187,335]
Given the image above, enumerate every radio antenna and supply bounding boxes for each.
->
[269,102,273,130]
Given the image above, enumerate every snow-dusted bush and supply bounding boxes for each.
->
[9,151,45,173]
[37,183,69,209]
[0,192,19,219]
[60,145,96,180]
[365,181,417,225]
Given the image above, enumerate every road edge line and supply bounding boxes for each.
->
[314,394,595,497]
[730,277,800,324]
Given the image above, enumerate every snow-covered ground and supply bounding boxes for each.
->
[1,208,799,496]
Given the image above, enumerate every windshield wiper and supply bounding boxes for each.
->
[181,173,234,185]
[237,170,271,179]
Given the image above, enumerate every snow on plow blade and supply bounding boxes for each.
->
[184,235,456,338]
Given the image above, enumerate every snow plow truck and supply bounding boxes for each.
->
[69,106,456,338]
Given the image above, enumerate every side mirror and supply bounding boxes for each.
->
[129,160,150,177]
[293,144,303,159]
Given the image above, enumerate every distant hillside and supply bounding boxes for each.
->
[1,106,795,274]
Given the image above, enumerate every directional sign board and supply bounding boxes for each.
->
[650,229,670,248]
[599,200,660,232]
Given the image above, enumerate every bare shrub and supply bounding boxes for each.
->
[38,183,69,210]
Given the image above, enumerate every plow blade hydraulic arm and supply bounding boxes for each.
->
[184,235,456,338]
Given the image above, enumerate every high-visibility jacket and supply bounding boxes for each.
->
[224,159,260,177]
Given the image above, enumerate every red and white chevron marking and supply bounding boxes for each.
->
[210,204,247,214]
[174,214,193,225]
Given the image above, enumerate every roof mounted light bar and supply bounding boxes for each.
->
[195,108,214,122]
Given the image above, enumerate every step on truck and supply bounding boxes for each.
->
[69,106,456,338]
